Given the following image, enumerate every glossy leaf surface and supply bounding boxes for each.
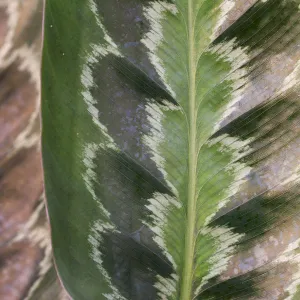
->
[42,0,300,299]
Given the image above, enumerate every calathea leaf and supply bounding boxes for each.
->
[42,0,300,299]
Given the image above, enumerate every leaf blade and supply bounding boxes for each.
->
[42,0,300,299]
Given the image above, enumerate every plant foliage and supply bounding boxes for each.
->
[42,0,300,299]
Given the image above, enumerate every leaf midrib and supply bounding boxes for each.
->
[180,0,197,299]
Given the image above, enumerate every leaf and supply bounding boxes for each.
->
[42,0,300,299]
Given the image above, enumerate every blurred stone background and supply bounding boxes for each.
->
[0,1,67,299]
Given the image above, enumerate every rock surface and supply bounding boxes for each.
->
[0,1,67,299]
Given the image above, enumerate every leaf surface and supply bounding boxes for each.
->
[42,0,300,299]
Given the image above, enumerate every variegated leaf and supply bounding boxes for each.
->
[42,0,300,299]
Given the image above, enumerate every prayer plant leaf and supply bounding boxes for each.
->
[42,0,300,299]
